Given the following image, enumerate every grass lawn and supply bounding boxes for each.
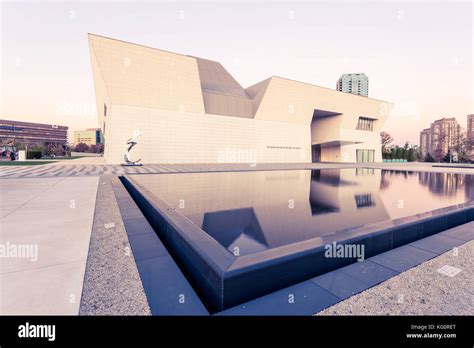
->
[51,156,86,160]
[0,161,57,166]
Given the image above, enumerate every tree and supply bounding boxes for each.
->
[451,129,470,163]
[407,147,416,162]
[380,131,394,158]
[89,143,104,154]
[96,143,104,153]
[466,137,474,162]
[394,146,402,159]
[379,134,421,161]
[424,153,435,162]
[433,147,444,162]
[46,142,67,157]
[411,145,422,161]
[75,142,90,152]
[443,150,452,163]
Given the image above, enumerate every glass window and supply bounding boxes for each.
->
[357,149,363,162]
[355,194,374,208]
[356,149,375,163]
[356,117,374,131]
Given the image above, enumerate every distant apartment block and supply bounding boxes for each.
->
[336,73,369,97]
[0,119,68,146]
[74,128,103,145]
[468,114,474,160]
[419,117,461,158]
[419,128,431,157]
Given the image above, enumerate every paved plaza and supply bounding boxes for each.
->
[1,160,473,315]
[2,160,474,179]
[0,176,99,314]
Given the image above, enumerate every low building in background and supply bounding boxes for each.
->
[336,73,369,97]
[89,34,389,164]
[0,119,68,146]
[74,128,103,146]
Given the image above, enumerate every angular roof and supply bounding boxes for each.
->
[192,57,250,99]
[88,33,390,125]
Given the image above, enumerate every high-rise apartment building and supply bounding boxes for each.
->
[467,114,474,160]
[419,128,431,157]
[336,73,369,97]
[431,118,460,156]
[419,117,461,159]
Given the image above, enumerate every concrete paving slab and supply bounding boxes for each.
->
[0,177,63,218]
[136,255,208,315]
[440,222,474,241]
[311,260,398,300]
[409,234,466,255]
[0,260,87,315]
[368,245,437,273]
[128,233,168,261]
[0,176,99,314]
[218,281,340,316]
[311,268,370,300]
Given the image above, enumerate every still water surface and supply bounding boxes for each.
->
[131,169,474,256]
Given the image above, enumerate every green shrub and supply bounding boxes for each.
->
[27,149,42,159]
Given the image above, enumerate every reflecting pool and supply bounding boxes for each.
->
[131,169,474,256]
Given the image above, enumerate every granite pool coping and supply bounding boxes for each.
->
[110,176,209,315]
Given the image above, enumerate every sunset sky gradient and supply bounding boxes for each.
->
[1,1,472,145]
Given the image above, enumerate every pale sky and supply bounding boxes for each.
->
[1,0,472,145]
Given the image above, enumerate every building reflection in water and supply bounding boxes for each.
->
[418,171,468,198]
[131,168,473,256]
[380,170,416,190]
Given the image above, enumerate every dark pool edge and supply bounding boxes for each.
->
[218,230,474,315]
[222,204,474,308]
[433,164,474,169]
[121,174,474,312]
[111,176,209,315]
[119,175,236,312]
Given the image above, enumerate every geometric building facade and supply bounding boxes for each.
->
[89,34,390,164]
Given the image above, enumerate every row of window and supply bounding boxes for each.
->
[356,117,374,131]
[355,194,374,208]
[356,149,375,163]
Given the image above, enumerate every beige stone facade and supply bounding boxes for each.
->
[89,34,390,164]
